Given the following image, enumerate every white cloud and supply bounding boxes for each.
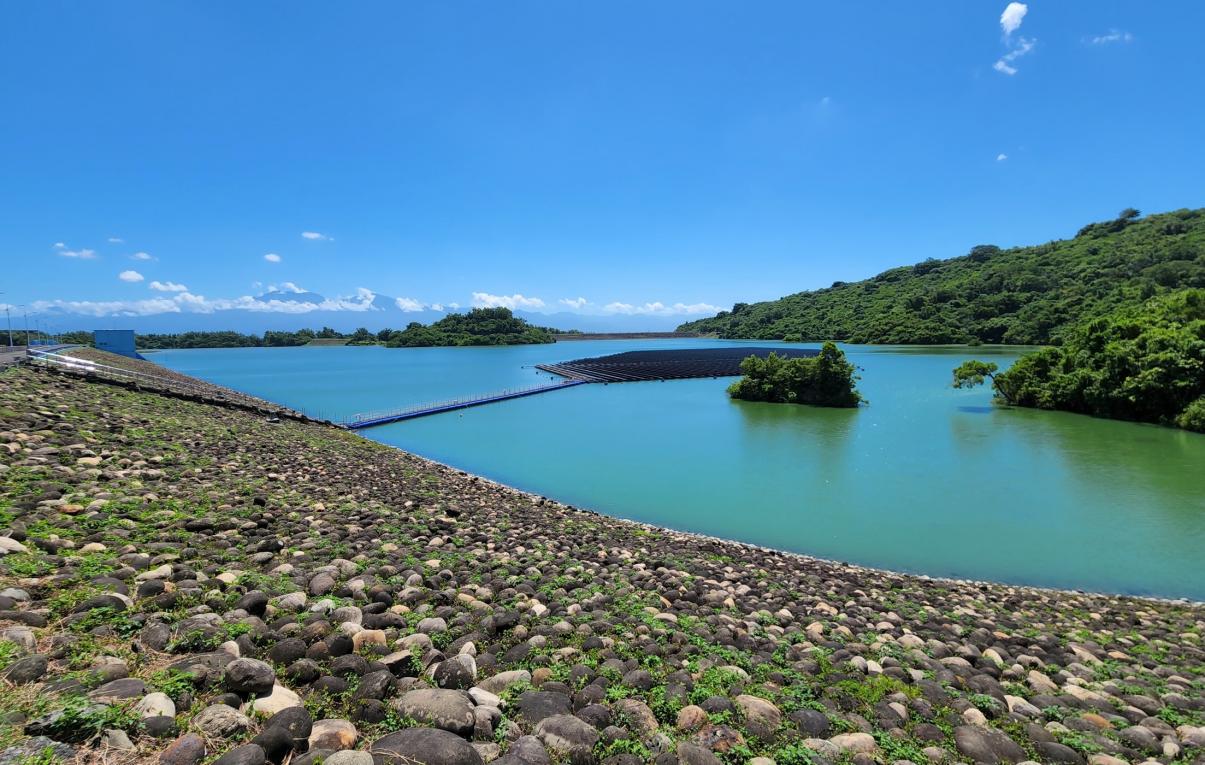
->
[996,153,1008,161]
[58,248,97,259]
[33,297,183,317]
[273,281,306,293]
[118,270,145,283]
[559,297,589,310]
[264,253,282,263]
[108,237,124,243]
[53,242,65,248]
[33,287,385,318]
[1000,2,1027,36]
[471,292,546,309]
[1089,29,1132,45]
[994,37,1035,75]
[301,231,331,241]
[431,303,445,312]
[149,280,188,292]
[130,251,154,261]
[395,297,426,312]
[447,302,460,310]
[603,301,722,316]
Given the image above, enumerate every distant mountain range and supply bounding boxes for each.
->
[34,287,689,334]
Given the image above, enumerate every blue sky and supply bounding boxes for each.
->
[2,1,1203,326]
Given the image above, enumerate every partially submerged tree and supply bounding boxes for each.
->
[952,360,1014,404]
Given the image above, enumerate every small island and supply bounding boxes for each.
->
[383,307,559,347]
[728,342,863,407]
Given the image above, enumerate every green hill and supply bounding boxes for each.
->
[678,208,1205,345]
[384,306,557,347]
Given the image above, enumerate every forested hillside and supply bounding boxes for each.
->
[384,307,557,346]
[679,208,1205,345]
[974,289,1205,431]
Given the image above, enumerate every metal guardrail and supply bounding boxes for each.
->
[24,348,317,418]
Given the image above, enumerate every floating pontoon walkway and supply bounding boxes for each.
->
[343,380,586,429]
[346,347,816,429]
[535,346,819,383]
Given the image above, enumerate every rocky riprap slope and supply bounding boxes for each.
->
[60,348,304,420]
[0,364,1202,765]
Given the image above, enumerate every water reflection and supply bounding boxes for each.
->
[151,342,1205,599]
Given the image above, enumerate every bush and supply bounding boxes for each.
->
[728,343,862,407]
[1176,396,1205,432]
[981,289,1205,430]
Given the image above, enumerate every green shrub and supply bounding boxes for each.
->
[728,343,862,407]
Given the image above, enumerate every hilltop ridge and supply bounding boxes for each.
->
[679,208,1205,345]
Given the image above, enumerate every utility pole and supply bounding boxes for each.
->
[0,292,9,348]
[23,309,29,347]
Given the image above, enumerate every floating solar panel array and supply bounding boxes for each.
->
[535,346,820,383]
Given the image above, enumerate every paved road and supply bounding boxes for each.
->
[0,346,27,369]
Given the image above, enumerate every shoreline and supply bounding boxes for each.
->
[3,353,1201,765]
[64,346,1205,605]
[376,442,1205,608]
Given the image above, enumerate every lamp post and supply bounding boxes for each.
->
[0,292,9,348]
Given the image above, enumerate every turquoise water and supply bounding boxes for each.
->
[150,342,1205,600]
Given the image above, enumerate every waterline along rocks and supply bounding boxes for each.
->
[0,355,1202,765]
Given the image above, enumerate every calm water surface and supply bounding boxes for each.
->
[150,341,1205,600]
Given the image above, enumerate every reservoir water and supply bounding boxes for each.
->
[150,341,1205,600]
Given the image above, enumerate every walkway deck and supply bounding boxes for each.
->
[343,380,587,429]
[345,347,816,429]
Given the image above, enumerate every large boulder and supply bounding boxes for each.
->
[391,689,475,736]
[159,733,206,765]
[735,695,782,740]
[193,705,253,739]
[477,670,531,695]
[308,719,358,752]
[434,655,477,690]
[534,715,598,762]
[243,684,303,717]
[954,725,1027,764]
[224,659,277,698]
[515,691,571,725]
[370,728,484,765]
[2,655,47,684]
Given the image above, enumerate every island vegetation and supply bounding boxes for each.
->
[383,307,557,347]
[680,208,1205,345]
[728,342,862,407]
[955,288,1205,431]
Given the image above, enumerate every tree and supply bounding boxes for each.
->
[968,244,1001,262]
[952,360,1014,404]
[1119,207,1141,220]
[728,343,862,407]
